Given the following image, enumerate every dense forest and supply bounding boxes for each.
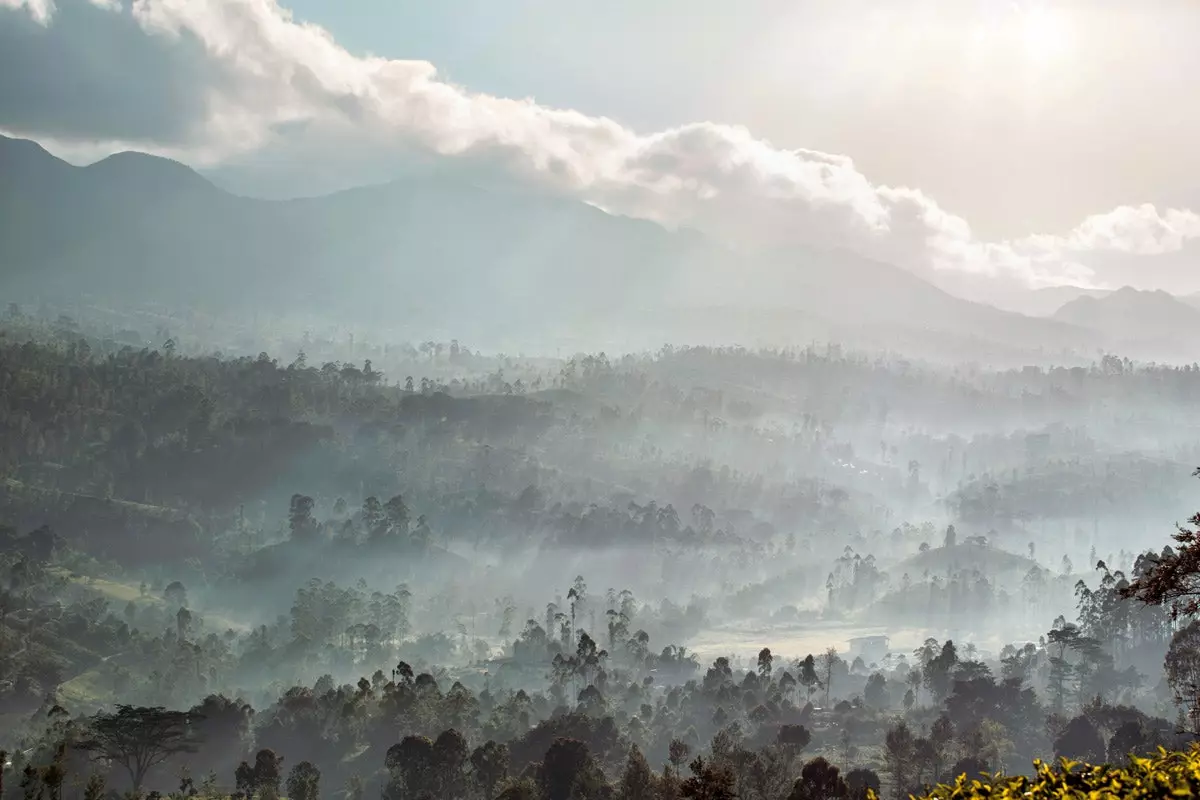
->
[3,307,1200,800]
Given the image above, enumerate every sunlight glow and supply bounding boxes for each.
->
[1020,6,1073,64]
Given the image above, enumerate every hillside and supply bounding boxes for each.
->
[0,135,1089,355]
[991,284,1112,317]
[1053,286,1200,346]
[893,542,1039,577]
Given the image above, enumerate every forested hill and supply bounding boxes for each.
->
[3,316,1200,800]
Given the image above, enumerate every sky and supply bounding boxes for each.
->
[2,0,1199,301]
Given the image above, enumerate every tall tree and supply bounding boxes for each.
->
[619,745,655,800]
[75,706,202,791]
[757,648,774,680]
[883,721,916,800]
[288,495,317,542]
[820,648,840,706]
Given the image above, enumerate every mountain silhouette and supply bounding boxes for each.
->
[0,134,1091,355]
[1054,286,1200,345]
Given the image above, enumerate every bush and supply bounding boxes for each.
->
[917,747,1200,799]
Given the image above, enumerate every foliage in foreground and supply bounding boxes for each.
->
[918,746,1200,799]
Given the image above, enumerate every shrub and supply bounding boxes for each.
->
[917,747,1200,799]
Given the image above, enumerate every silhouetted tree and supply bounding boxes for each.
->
[1054,716,1106,763]
[787,757,848,800]
[75,706,202,791]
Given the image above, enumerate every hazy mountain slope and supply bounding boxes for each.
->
[1053,286,1200,344]
[0,134,1090,354]
[989,285,1113,317]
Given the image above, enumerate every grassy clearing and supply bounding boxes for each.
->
[79,575,157,605]
[57,666,111,710]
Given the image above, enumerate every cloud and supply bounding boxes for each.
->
[1020,204,1200,257]
[1,0,1196,295]
[0,0,52,24]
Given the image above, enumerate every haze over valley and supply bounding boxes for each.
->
[4,2,1200,800]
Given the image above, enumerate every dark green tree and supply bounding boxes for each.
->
[285,762,320,800]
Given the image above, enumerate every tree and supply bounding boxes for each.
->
[470,741,508,799]
[923,641,958,704]
[1108,720,1152,762]
[176,607,193,640]
[680,757,736,800]
[788,757,848,800]
[235,761,256,799]
[540,738,603,800]
[82,774,105,800]
[944,525,957,549]
[757,648,774,680]
[798,655,822,703]
[777,725,812,761]
[1120,495,1200,617]
[928,715,954,782]
[820,648,840,706]
[1054,715,1106,764]
[1166,621,1200,733]
[432,729,468,798]
[253,750,284,800]
[495,778,539,800]
[619,745,655,800]
[386,736,435,800]
[947,757,989,782]
[163,581,188,608]
[288,494,317,542]
[884,721,915,800]
[864,673,887,709]
[286,762,320,800]
[844,769,879,800]
[383,495,410,540]
[20,764,40,800]
[668,740,692,772]
[76,705,202,791]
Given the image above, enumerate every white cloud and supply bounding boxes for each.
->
[1,0,53,24]
[1019,204,1200,257]
[6,0,1199,295]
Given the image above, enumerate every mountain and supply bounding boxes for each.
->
[1053,286,1200,354]
[989,285,1112,317]
[0,134,1092,356]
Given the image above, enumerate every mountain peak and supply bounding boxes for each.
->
[83,150,216,195]
[1053,283,1200,344]
[0,133,55,158]
[0,133,74,185]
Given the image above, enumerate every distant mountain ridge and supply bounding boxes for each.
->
[1053,286,1200,352]
[0,134,1097,356]
[1001,285,1113,317]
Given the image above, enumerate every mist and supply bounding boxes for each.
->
[3,285,1199,797]
[5,2,1200,797]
